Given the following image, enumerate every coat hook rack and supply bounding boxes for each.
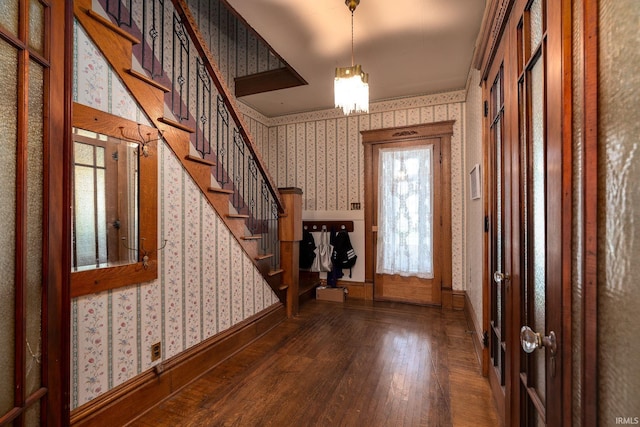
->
[302,221,354,233]
[119,124,164,157]
[121,237,168,269]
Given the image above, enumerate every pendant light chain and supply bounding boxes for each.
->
[351,10,355,66]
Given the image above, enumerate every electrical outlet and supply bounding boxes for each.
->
[151,342,161,362]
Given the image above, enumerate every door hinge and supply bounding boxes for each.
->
[112,151,119,161]
[484,216,489,232]
[439,150,442,164]
[482,331,489,347]
[484,100,488,117]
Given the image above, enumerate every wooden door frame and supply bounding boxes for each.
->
[361,121,453,305]
[50,0,73,424]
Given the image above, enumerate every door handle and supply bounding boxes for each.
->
[493,271,510,283]
[520,326,557,356]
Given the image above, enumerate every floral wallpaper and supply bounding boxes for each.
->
[70,1,479,410]
[464,69,485,335]
[240,91,468,290]
[71,21,279,409]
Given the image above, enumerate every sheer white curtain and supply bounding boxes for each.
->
[376,146,433,278]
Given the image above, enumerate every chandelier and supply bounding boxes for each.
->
[335,0,369,115]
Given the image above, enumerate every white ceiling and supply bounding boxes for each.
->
[226,0,487,118]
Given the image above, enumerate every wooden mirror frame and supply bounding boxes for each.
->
[70,103,158,298]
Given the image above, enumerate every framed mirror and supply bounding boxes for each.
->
[72,128,139,270]
[71,103,158,297]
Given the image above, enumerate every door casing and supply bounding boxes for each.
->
[362,121,453,306]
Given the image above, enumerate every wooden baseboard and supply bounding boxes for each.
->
[70,304,286,426]
[337,281,373,300]
[442,289,465,310]
[463,292,484,368]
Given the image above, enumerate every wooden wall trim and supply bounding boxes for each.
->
[441,289,465,311]
[336,281,373,301]
[70,304,286,427]
[472,0,516,79]
[561,0,575,425]
[361,121,455,144]
[464,292,484,367]
[49,0,73,424]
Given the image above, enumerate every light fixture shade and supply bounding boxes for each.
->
[334,65,369,115]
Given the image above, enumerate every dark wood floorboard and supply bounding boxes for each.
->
[129,299,499,427]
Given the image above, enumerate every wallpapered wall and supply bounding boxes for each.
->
[71,22,279,409]
[239,92,468,290]
[464,69,484,335]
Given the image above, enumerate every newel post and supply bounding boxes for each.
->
[278,187,303,317]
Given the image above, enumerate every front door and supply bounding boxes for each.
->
[362,122,453,306]
[484,0,566,425]
[373,139,441,305]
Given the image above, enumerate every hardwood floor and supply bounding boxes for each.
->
[130,300,499,426]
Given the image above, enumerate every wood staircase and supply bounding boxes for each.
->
[73,0,290,299]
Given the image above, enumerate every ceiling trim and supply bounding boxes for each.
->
[472,0,515,80]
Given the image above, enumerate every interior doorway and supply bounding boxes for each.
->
[362,122,453,306]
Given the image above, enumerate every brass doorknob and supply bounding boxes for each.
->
[520,326,557,356]
[493,271,510,283]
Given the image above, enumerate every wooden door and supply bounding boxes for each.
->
[512,0,564,424]
[483,0,567,424]
[485,36,509,419]
[362,122,453,307]
[373,139,441,305]
[0,0,68,425]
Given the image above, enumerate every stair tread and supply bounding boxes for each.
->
[158,117,195,133]
[241,236,262,240]
[268,269,284,277]
[86,9,140,45]
[255,253,274,261]
[227,214,250,219]
[208,186,234,194]
[185,154,215,166]
[126,69,170,93]
[278,284,289,291]
[299,278,322,296]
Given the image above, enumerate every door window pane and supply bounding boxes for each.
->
[26,59,44,396]
[529,0,544,51]
[28,0,46,55]
[0,1,19,36]
[0,38,18,415]
[377,146,433,278]
[531,54,546,404]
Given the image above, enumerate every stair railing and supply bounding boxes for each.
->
[97,0,283,272]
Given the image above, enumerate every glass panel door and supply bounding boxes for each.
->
[489,64,507,387]
[0,1,61,424]
[516,0,562,424]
